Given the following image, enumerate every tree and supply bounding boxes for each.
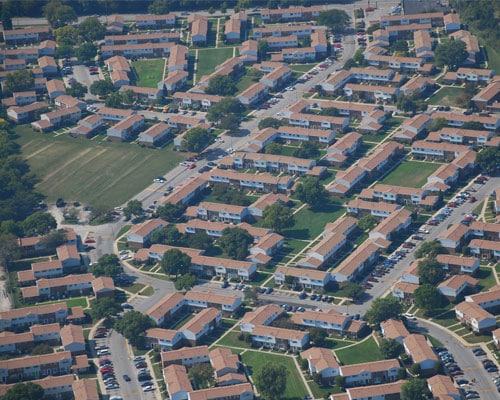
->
[1,0,13,30]
[0,234,20,268]
[254,363,287,400]
[244,286,258,305]
[396,93,417,114]
[89,80,116,97]
[156,203,185,222]
[380,338,404,359]
[365,297,403,325]
[265,142,284,155]
[55,44,74,59]
[335,375,345,390]
[295,178,329,210]
[174,273,197,290]
[91,254,122,278]
[257,40,269,61]
[3,382,44,400]
[401,378,431,400]
[78,16,106,41]
[206,97,244,123]
[123,200,143,220]
[182,127,212,153]
[121,89,135,106]
[55,25,79,46]
[219,114,241,132]
[66,82,88,98]
[414,284,442,311]
[44,0,77,28]
[114,311,155,348]
[293,141,320,159]
[22,212,57,236]
[435,40,468,70]
[38,230,67,253]
[89,297,122,320]
[429,117,448,132]
[309,327,328,346]
[258,117,284,130]
[150,225,182,246]
[219,227,253,260]
[319,107,339,117]
[205,75,237,96]
[317,9,351,34]
[187,231,213,250]
[417,258,445,285]
[392,39,409,55]
[188,363,214,389]
[414,241,442,259]
[477,147,500,174]
[76,42,98,62]
[357,215,378,231]
[408,363,421,377]
[148,0,170,14]
[262,203,294,233]
[161,249,191,276]
[340,282,364,301]
[2,69,34,97]
[105,92,125,109]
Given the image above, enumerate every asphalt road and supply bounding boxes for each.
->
[412,319,500,400]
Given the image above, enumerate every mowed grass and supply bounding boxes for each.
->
[289,63,317,73]
[428,86,466,107]
[196,47,234,78]
[379,161,441,188]
[335,336,383,365]
[132,58,165,88]
[241,351,307,400]
[15,125,183,209]
[282,201,345,240]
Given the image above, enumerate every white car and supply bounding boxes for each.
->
[418,228,429,234]
[404,313,417,321]
[143,385,155,392]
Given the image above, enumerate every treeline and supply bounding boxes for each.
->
[450,0,500,51]
[0,121,42,232]
[0,0,355,19]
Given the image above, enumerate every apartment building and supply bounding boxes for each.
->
[107,114,145,142]
[275,266,332,290]
[207,169,294,194]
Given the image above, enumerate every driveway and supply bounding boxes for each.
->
[413,319,500,400]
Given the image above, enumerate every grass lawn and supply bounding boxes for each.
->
[289,63,317,73]
[14,125,183,210]
[428,87,466,107]
[132,59,164,88]
[117,225,132,238]
[215,331,253,349]
[486,44,500,73]
[196,47,234,79]
[236,70,259,93]
[241,351,307,400]
[309,381,343,399]
[282,201,345,240]
[335,336,383,365]
[463,333,493,344]
[477,266,496,291]
[430,310,458,328]
[31,297,88,309]
[379,161,441,188]
[139,286,155,296]
[120,283,145,294]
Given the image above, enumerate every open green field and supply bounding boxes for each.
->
[282,201,345,240]
[379,161,441,188]
[335,336,383,365]
[196,47,235,78]
[241,351,307,400]
[132,59,164,88]
[428,87,466,107]
[477,266,496,291]
[289,63,317,73]
[485,45,500,73]
[14,125,183,210]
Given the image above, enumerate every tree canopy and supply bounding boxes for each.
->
[435,40,468,70]
[89,80,116,97]
[150,225,182,246]
[417,258,445,285]
[0,233,21,268]
[188,363,215,389]
[339,281,365,301]
[91,254,122,278]
[317,9,351,34]
[22,212,56,236]
[174,273,197,291]
[161,249,191,276]
[3,382,44,400]
[2,69,34,97]
[66,82,88,99]
[219,227,253,260]
[114,310,155,348]
[292,141,320,159]
[75,42,98,62]
[414,284,443,311]
[309,327,328,346]
[78,16,106,41]
[123,200,143,220]
[262,203,294,233]
[265,142,284,155]
[380,338,404,359]
[205,75,238,96]
[44,0,77,28]
[295,178,329,209]
[414,240,442,259]
[89,297,122,320]
[401,378,431,400]
[182,127,213,153]
[254,363,287,400]
[258,117,284,130]
[155,203,185,222]
[477,147,500,174]
[365,297,403,325]
[357,215,378,231]
[206,97,244,123]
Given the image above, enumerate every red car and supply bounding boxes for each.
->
[98,359,111,366]
[100,367,114,374]
[188,163,196,169]
[365,6,375,12]
[84,238,96,244]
